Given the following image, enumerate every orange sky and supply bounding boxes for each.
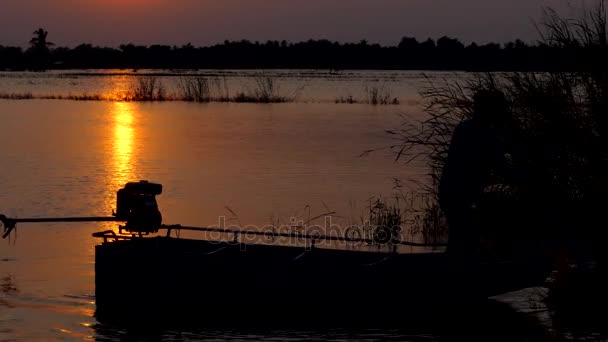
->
[0,0,571,48]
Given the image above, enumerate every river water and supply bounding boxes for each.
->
[0,70,565,341]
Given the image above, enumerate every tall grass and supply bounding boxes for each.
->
[253,76,281,102]
[360,190,448,247]
[367,197,403,245]
[132,76,166,101]
[335,84,400,105]
[235,74,292,103]
[365,84,400,105]
[335,95,358,104]
[0,92,103,101]
[0,92,34,100]
[177,76,211,102]
[211,76,231,102]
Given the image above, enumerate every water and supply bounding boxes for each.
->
[0,69,444,104]
[0,70,553,341]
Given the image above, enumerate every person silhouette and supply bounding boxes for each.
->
[438,89,516,259]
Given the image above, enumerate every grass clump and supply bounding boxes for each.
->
[234,74,293,103]
[365,84,400,105]
[0,92,34,100]
[367,197,403,245]
[360,188,448,248]
[335,95,358,104]
[334,84,400,105]
[132,76,166,101]
[177,76,211,102]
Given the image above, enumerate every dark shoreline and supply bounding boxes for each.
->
[1,37,598,73]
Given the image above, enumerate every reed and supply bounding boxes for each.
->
[365,84,400,105]
[235,74,291,103]
[177,76,211,102]
[211,76,231,102]
[365,186,448,247]
[0,92,34,100]
[132,76,166,101]
[335,85,400,105]
[335,95,358,104]
[366,197,403,245]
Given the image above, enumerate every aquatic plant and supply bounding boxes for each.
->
[233,74,292,103]
[0,92,34,100]
[334,86,400,105]
[177,76,211,102]
[210,76,231,102]
[335,95,358,104]
[366,196,403,246]
[347,187,448,248]
[364,84,400,105]
[132,76,166,101]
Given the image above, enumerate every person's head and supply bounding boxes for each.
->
[471,89,511,127]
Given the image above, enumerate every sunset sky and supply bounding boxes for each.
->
[0,0,573,48]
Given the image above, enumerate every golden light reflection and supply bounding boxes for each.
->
[101,101,140,225]
[112,102,136,186]
[105,75,134,101]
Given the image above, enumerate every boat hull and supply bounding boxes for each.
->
[94,237,552,326]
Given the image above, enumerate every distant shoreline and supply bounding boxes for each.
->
[0,37,596,73]
[0,68,467,77]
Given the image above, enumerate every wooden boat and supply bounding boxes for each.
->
[1,180,555,327]
[92,228,553,327]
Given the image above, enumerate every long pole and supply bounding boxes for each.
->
[6,217,120,223]
[160,224,447,247]
[0,215,122,238]
[0,215,448,247]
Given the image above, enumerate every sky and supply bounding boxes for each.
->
[0,0,579,48]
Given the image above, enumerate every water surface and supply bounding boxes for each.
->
[0,70,550,341]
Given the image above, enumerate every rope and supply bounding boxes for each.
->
[362,256,391,267]
[293,251,309,261]
[203,246,227,255]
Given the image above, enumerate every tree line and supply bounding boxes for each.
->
[0,29,597,71]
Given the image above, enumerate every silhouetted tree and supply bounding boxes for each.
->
[0,46,24,70]
[0,28,602,71]
[420,38,436,50]
[436,36,465,50]
[27,28,54,71]
[398,36,419,50]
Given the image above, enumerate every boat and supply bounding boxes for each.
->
[1,180,555,327]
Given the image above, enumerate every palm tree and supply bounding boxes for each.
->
[28,28,54,71]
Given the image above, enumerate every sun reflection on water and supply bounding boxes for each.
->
[101,101,140,226]
[112,101,135,185]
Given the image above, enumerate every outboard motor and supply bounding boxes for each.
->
[114,180,163,234]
